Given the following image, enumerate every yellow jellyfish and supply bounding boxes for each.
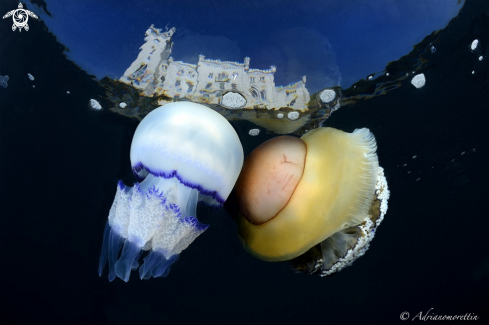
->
[234,127,390,276]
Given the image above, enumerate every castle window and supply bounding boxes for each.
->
[232,72,238,80]
[217,73,228,81]
[250,77,255,83]
[231,83,237,90]
[205,83,212,89]
[286,90,296,97]
[260,90,266,100]
[186,82,194,93]
[220,83,225,90]
[175,80,181,87]
[260,77,265,82]
[208,73,213,79]
[250,88,259,98]
[131,64,147,81]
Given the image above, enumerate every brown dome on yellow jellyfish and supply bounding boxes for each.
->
[234,127,390,276]
[235,136,306,225]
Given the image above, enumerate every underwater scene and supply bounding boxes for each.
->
[0,0,488,323]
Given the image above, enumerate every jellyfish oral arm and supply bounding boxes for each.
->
[98,177,208,282]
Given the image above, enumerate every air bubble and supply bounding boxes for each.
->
[471,39,478,51]
[319,89,336,104]
[90,99,102,110]
[287,111,300,121]
[0,75,9,88]
[411,73,426,89]
[248,129,260,136]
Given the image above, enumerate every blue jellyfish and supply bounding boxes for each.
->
[98,102,244,282]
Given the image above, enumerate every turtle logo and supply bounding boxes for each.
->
[2,3,38,32]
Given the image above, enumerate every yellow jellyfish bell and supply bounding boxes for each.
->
[234,127,390,276]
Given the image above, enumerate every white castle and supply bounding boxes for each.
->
[120,25,310,111]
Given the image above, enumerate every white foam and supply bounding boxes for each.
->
[319,89,336,104]
[287,111,300,121]
[90,99,102,110]
[411,73,426,89]
[471,39,478,50]
[248,129,260,136]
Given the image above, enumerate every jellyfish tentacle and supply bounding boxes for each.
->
[104,183,130,282]
[131,250,144,270]
[107,227,124,282]
[153,254,180,277]
[139,250,166,280]
[97,221,111,277]
[114,239,143,282]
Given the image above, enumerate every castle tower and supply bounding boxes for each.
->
[244,57,250,71]
[120,25,176,95]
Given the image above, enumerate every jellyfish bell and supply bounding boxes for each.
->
[234,127,390,276]
[235,136,306,225]
[98,102,244,282]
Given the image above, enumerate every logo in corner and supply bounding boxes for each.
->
[2,3,38,32]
